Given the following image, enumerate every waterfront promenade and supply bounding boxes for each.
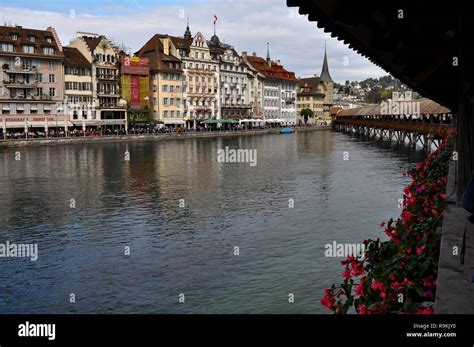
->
[0,126,331,148]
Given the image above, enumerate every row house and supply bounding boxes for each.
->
[62,46,93,127]
[68,32,127,130]
[136,34,184,126]
[0,25,65,133]
[119,52,151,124]
[208,34,251,119]
[172,24,219,129]
[245,47,298,125]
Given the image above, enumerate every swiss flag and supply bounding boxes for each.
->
[214,15,218,25]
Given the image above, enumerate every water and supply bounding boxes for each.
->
[0,130,426,313]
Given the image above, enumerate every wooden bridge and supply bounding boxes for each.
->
[333,98,454,151]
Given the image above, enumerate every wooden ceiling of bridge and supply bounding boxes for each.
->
[286,1,474,113]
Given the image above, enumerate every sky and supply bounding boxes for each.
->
[0,0,388,83]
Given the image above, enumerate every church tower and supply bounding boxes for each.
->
[320,43,334,120]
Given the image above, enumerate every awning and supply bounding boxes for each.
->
[201,119,239,124]
[164,120,185,125]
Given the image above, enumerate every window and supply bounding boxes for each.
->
[11,33,18,40]
[0,43,14,52]
[46,37,52,43]
[163,98,168,105]
[43,47,54,55]
[36,74,43,83]
[23,45,35,53]
[49,88,56,96]
[29,36,36,42]
[48,61,55,70]
[49,74,55,83]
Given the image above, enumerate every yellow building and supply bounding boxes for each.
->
[297,47,334,124]
[297,77,325,124]
[136,34,184,127]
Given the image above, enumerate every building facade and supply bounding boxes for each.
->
[208,35,251,119]
[171,25,219,129]
[297,47,334,124]
[119,53,151,124]
[62,46,94,128]
[68,32,127,130]
[136,34,184,127]
[245,48,297,124]
[296,77,325,123]
[0,25,65,134]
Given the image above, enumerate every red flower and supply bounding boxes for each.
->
[342,267,352,280]
[416,307,433,315]
[416,245,426,255]
[357,304,368,314]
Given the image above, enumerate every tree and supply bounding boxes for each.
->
[300,108,315,124]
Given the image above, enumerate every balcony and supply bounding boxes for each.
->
[97,74,119,80]
[2,64,37,74]
[98,91,120,97]
[3,80,37,88]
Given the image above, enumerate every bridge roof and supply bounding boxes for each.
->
[286,1,473,112]
[336,98,451,117]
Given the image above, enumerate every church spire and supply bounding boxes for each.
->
[184,19,192,39]
[266,42,271,62]
[320,42,333,83]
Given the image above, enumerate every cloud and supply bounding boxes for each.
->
[0,0,387,82]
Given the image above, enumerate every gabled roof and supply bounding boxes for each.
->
[63,47,90,66]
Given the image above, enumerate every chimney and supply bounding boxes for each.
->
[242,51,247,57]
[252,52,257,56]
[277,59,281,65]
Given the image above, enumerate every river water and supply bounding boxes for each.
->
[0,130,425,313]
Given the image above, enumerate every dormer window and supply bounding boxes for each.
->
[29,36,36,42]
[11,33,18,40]
[46,37,52,43]
[43,47,54,55]
[23,45,35,53]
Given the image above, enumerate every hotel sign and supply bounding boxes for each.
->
[121,56,149,75]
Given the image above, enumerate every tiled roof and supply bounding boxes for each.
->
[245,55,297,82]
[63,47,90,66]
[0,25,64,58]
[136,34,183,73]
[297,77,325,96]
